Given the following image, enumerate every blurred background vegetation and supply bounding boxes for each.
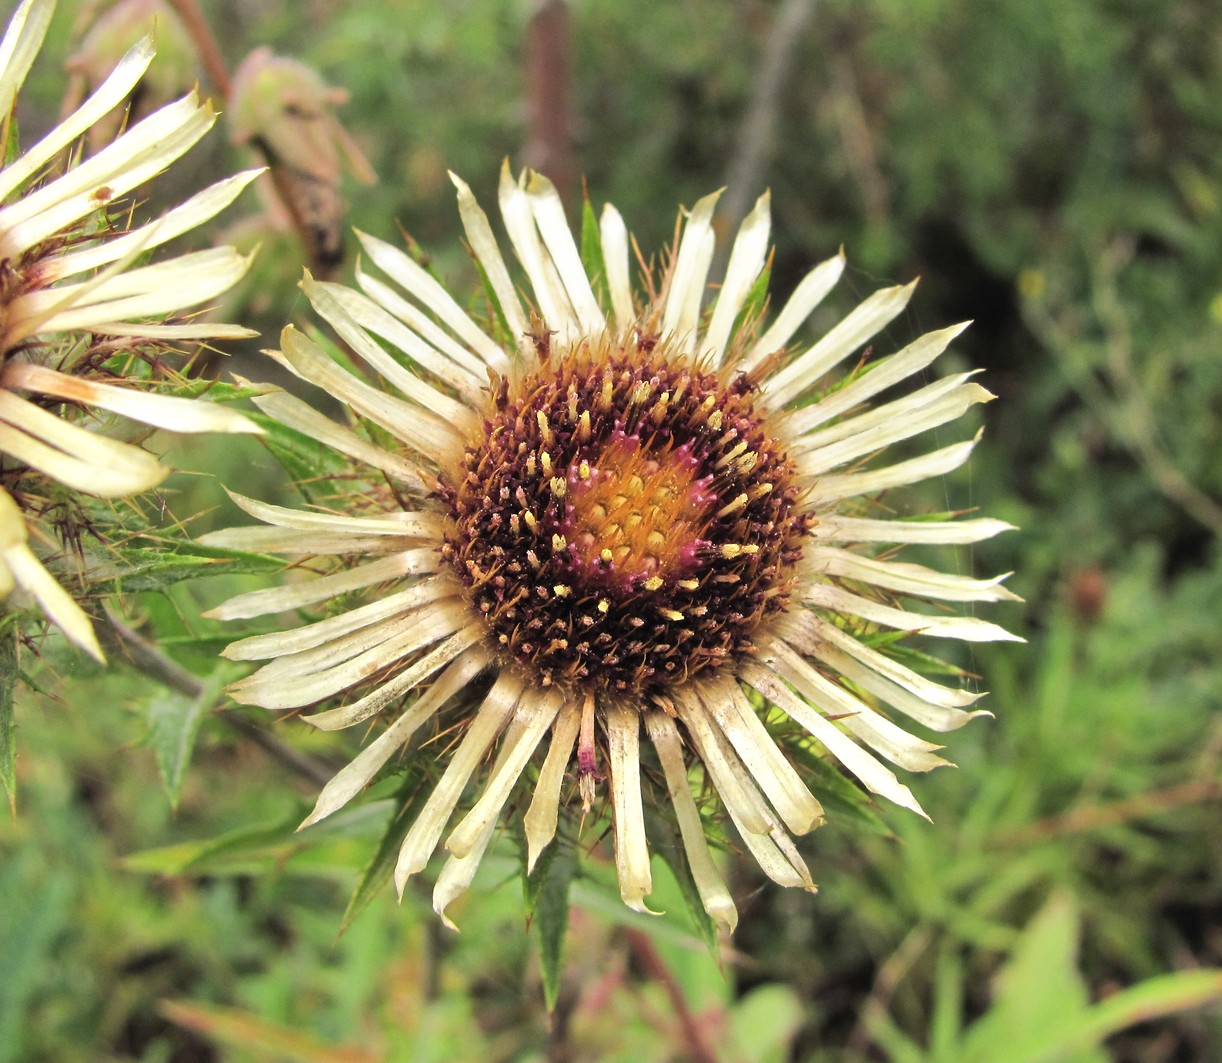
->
[3,0,1221,1059]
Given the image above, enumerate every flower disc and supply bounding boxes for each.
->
[441,328,810,701]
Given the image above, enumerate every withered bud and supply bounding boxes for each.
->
[69,0,197,145]
[230,48,375,274]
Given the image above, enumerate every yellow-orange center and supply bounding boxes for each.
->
[563,437,714,589]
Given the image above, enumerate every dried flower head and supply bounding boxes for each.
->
[0,0,261,658]
[230,47,375,273]
[205,164,1019,931]
[69,0,199,145]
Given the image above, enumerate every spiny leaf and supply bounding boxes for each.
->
[123,800,396,877]
[87,543,283,595]
[644,803,718,954]
[470,255,513,346]
[246,409,353,490]
[524,834,579,1011]
[340,778,424,934]
[146,669,225,810]
[122,808,305,874]
[3,117,20,168]
[735,262,772,339]
[160,378,271,405]
[787,740,896,838]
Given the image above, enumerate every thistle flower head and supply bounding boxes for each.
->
[0,0,261,659]
[206,163,1020,931]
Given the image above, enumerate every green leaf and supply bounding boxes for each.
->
[580,191,609,307]
[247,410,352,491]
[1062,968,1222,1055]
[0,635,15,813]
[644,803,718,953]
[959,892,1103,1063]
[735,262,772,341]
[727,984,804,1063]
[146,669,225,809]
[524,835,578,1011]
[787,739,895,838]
[339,778,424,934]
[953,892,1222,1063]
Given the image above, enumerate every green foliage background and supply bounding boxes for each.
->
[2,0,1221,1060]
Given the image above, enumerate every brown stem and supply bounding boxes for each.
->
[624,928,721,1063]
[718,0,820,266]
[101,609,335,789]
[167,0,233,99]
[524,0,577,207]
[994,777,1222,847]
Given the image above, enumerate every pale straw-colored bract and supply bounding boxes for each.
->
[0,0,261,659]
[204,162,1020,932]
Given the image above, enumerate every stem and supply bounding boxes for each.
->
[167,0,233,99]
[994,776,1222,847]
[101,609,335,789]
[624,928,721,1063]
[718,0,819,267]
[168,0,334,271]
[524,0,576,207]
